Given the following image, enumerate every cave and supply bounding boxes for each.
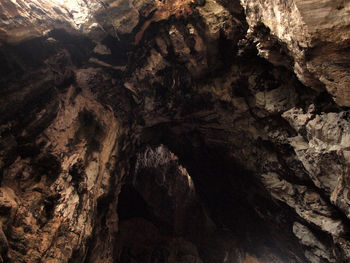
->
[1,0,350,262]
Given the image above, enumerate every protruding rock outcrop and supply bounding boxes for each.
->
[241,0,350,106]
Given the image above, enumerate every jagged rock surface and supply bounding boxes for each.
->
[0,0,350,263]
[240,0,350,106]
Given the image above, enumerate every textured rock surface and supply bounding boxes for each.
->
[0,0,350,262]
[0,0,102,43]
[240,0,350,106]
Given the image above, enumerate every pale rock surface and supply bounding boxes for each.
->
[283,108,350,219]
[293,222,335,263]
[241,0,350,106]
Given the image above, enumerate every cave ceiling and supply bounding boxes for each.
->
[0,0,350,262]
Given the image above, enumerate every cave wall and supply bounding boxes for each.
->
[241,0,350,106]
[0,0,350,262]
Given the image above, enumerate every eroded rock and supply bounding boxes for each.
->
[241,0,350,106]
[1,0,350,262]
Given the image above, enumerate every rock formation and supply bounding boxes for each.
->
[0,0,350,262]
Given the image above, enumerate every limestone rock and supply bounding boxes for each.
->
[1,0,350,262]
[241,0,350,106]
[293,222,335,263]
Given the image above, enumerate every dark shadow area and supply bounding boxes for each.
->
[117,184,153,221]
[113,123,308,262]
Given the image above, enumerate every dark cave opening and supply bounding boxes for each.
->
[117,184,153,222]
[170,140,305,259]
[114,124,308,262]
